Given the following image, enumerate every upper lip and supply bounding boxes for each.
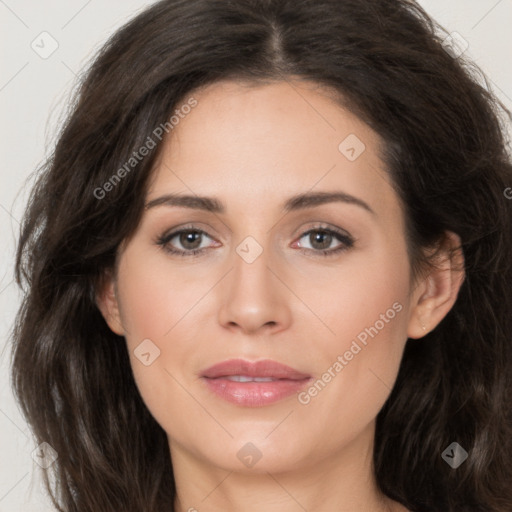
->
[201,359,311,380]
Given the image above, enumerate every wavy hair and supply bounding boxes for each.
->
[11,0,512,510]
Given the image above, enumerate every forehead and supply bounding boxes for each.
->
[158,79,375,164]
[146,79,399,220]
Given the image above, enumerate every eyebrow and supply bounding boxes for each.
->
[144,191,375,215]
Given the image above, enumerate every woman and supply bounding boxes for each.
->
[11,0,512,511]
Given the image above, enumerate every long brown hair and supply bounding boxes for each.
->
[11,1,512,510]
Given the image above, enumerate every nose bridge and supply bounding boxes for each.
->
[231,233,276,302]
[216,231,292,333]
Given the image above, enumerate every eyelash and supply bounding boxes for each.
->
[155,223,355,258]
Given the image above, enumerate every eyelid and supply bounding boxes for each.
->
[158,222,221,242]
[291,221,353,240]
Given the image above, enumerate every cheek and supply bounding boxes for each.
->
[115,246,207,341]
[302,240,411,354]
[114,249,212,426]
[296,242,411,418]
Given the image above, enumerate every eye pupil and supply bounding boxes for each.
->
[310,231,332,250]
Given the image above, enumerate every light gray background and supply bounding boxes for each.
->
[1,1,511,510]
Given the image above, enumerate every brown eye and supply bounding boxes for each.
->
[157,228,218,256]
[308,230,334,250]
[294,227,354,256]
[177,231,203,250]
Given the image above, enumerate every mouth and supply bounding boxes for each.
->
[201,359,312,407]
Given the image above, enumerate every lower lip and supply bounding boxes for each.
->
[203,377,312,407]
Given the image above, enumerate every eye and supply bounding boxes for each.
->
[156,227,219,257]
[293,226,354,256]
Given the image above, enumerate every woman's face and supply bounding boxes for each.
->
[100,79,427,473]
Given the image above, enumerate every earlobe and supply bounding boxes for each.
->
[95,270,125,336]
[407,231,465,339]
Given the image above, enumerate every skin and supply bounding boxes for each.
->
[97,79,464,512]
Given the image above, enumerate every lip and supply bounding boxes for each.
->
[201,358,312,407]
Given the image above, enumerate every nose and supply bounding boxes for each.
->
[217,242,292,335]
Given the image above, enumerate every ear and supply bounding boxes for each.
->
[407,231,465,339]
[95,269,125,336]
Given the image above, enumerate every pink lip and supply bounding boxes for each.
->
[201,359,312,407]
